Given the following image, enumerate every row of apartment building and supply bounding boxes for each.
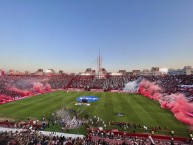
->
[1,66,193,76]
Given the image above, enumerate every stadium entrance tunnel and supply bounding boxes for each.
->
[77,96,99,103]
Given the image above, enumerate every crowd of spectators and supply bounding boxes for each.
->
[0,128,191,145]
[1,74,193,102]
[0,129,88,145]
[86,128,192,145]
[143,75,193,101]
[0,114,192,145]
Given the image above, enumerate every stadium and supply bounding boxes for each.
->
[1,0,193,144]
[1,59,193,144]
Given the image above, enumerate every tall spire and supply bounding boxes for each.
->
[97,50,102,79]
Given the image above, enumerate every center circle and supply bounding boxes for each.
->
[77,96,99,103]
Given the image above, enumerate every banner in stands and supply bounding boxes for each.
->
[178,85,193,88]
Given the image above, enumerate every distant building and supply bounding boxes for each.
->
[91,70,96,74]
[151,67,161,75]
[168,69,185,75]
[8,69,15,75]
[25,71,31,75]
[86,68,95,75]
[85,68,92,74]
[80,68,96,76]
[37,69,43,72]
[127,72,133,76]
[183,66,192,75]
[101,68,107,74]
[59,70,63,74]
[118,70,127,75]
[35,69,44,75]
[151,67,159,72]
[184,66,192,69]
[141,69,153,76]
[141,68,161,76]
[132,70,141,76]
[168,66,193,75]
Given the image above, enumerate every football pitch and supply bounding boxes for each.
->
[0,91,189,137]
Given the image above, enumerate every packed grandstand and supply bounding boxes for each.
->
[0,74,193,102]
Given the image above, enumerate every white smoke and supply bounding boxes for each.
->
[123,78,142,93]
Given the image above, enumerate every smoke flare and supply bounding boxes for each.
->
[138,79,193,126]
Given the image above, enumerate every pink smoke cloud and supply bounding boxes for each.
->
[9,87,33,96]
[33,83,52,93]
[0,94,14,104]
[0,94,13,100]
[139,79,193,126]
[5,83,52,97]
[44,84,52,92]
[139,80,162,101]
[33,83,45,93]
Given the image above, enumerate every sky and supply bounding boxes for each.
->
[0,0,193,73]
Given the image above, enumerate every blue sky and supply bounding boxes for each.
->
[0,0,193,73]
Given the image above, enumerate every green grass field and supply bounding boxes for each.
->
[0,91,189,137]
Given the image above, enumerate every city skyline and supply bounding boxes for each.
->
[1,65,192,75]
[0,0,193,73]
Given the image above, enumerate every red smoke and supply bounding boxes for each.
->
[139,79,193,126]
[9,87,33,96]
[44,84,52,92]
[139,80,162,101]
[33,83,45,93]
[8,83,52,96]
[33,83,52,93]
[0,94,14,104]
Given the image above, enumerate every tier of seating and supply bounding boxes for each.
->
[0,75,193,104]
